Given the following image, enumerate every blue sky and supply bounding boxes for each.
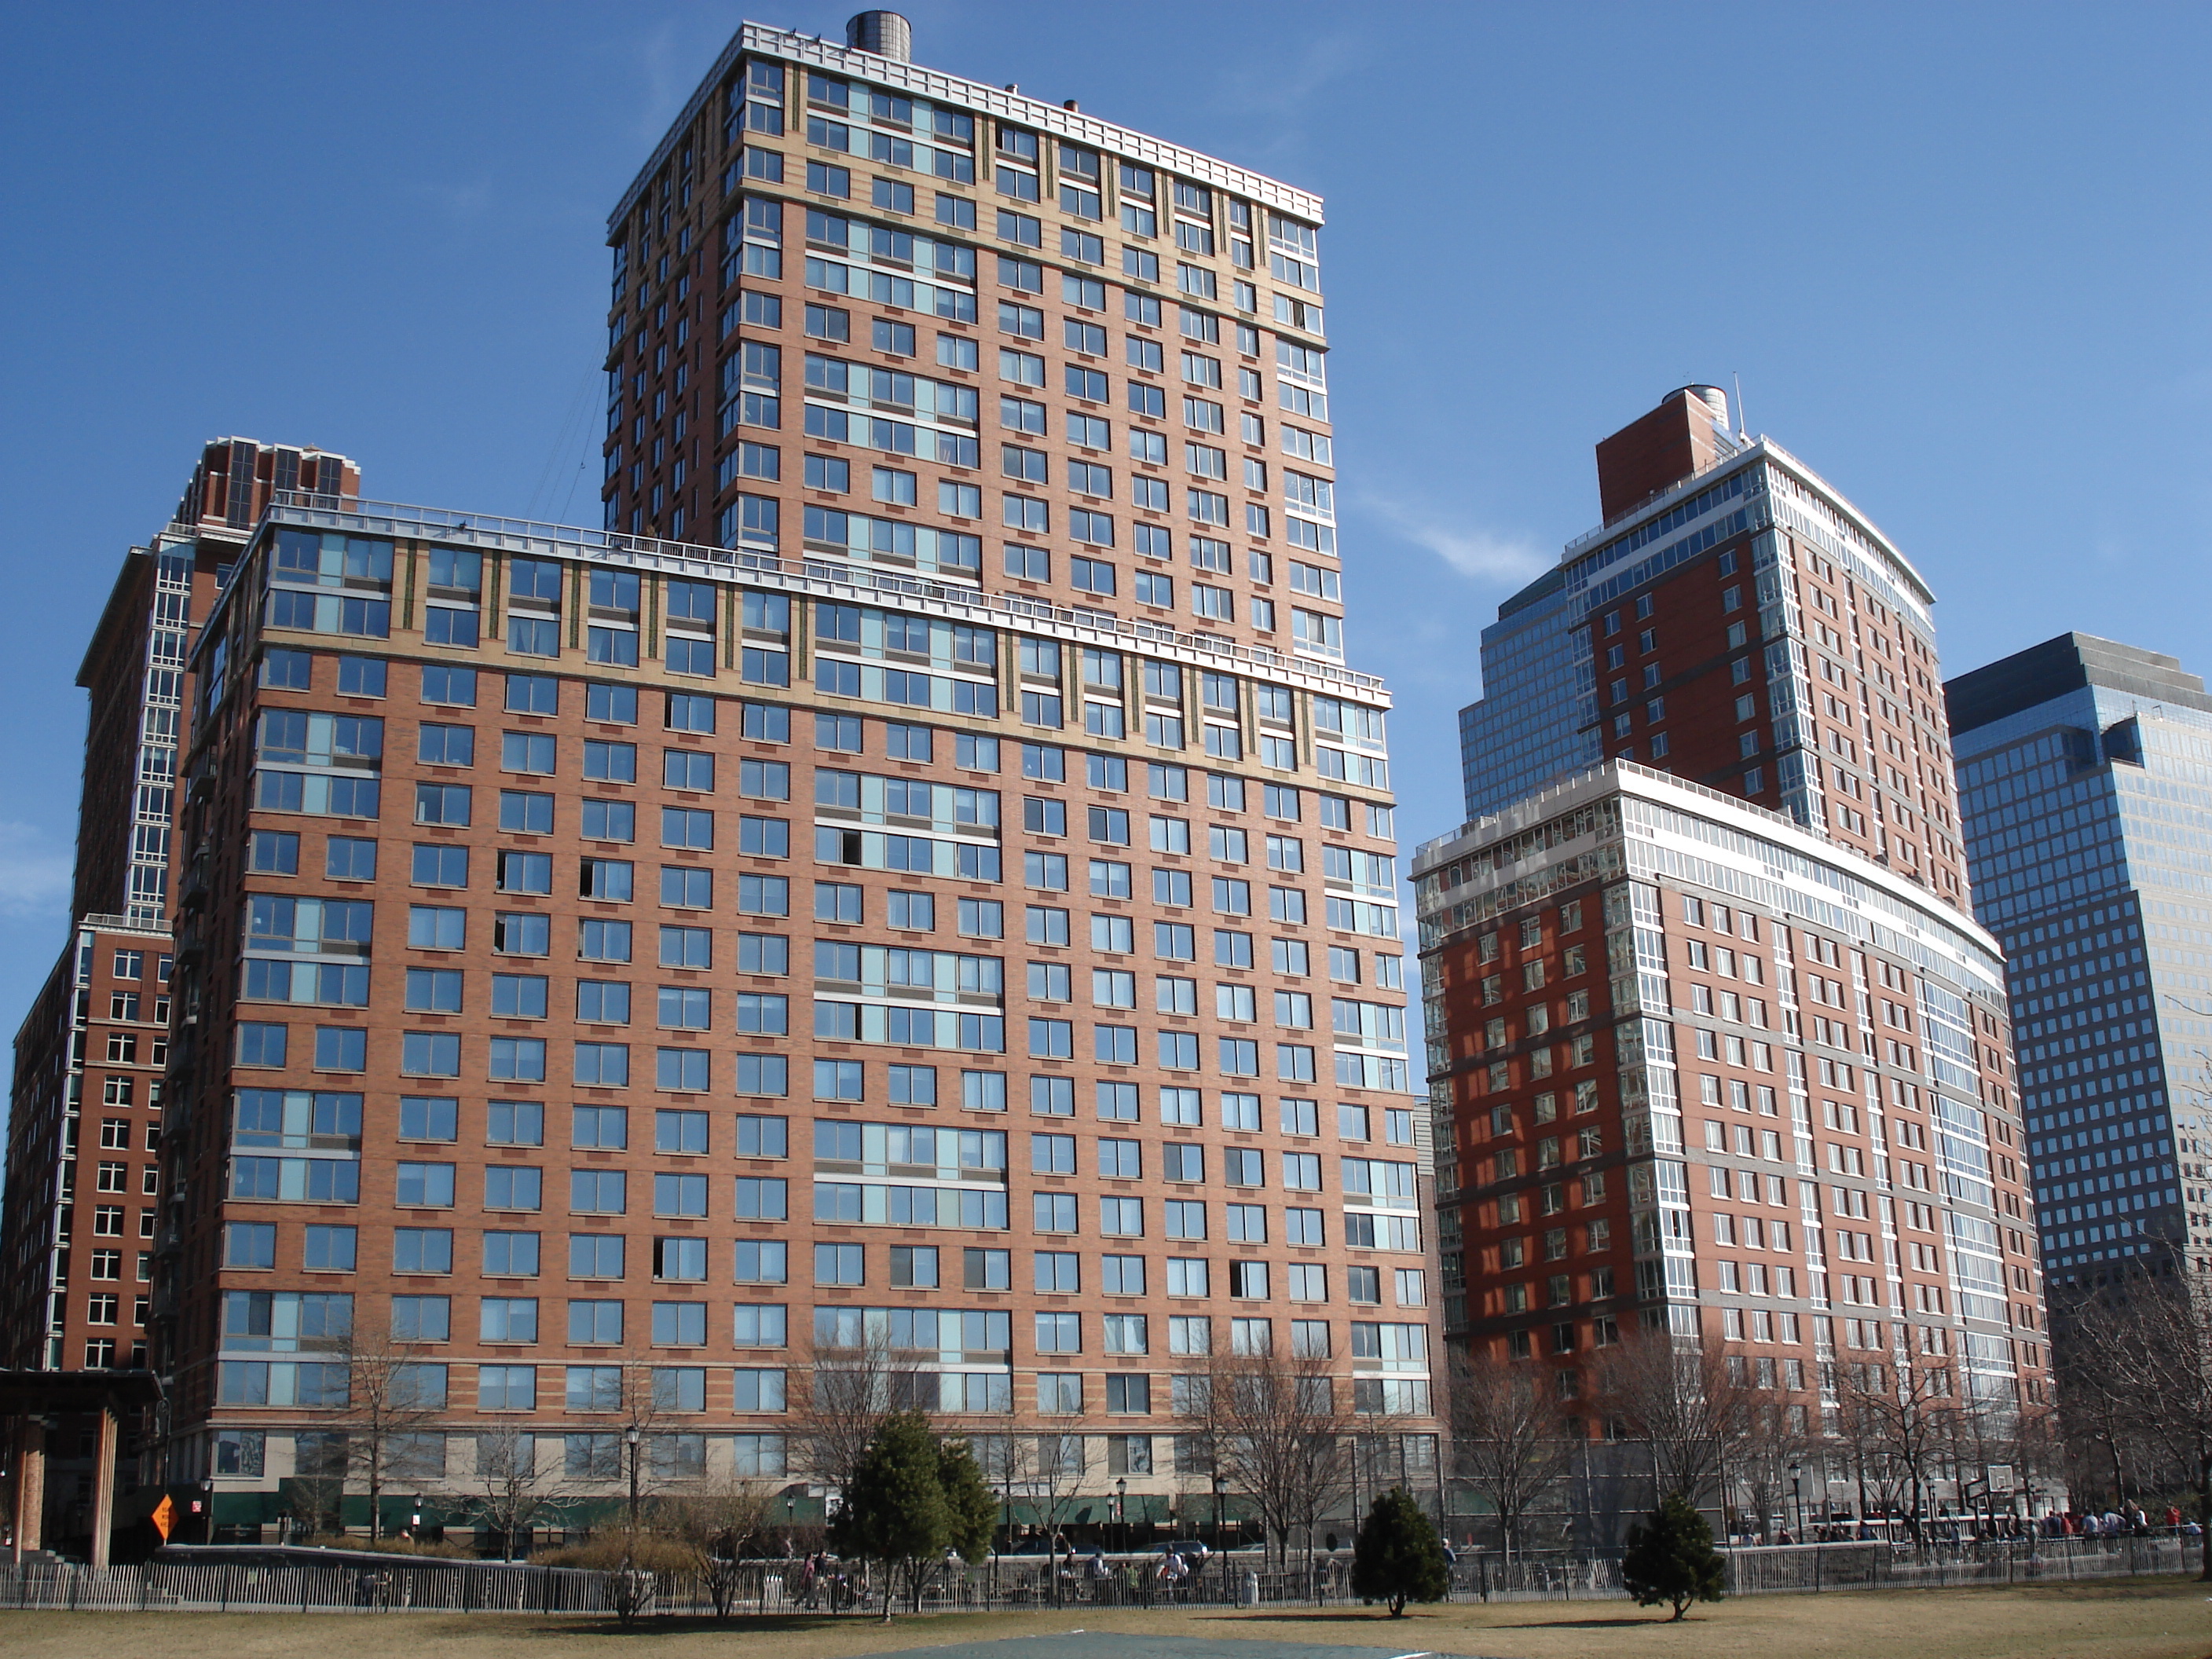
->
[2,2,2209,1039]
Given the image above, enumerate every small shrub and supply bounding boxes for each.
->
[1621,1492,1725,1621]
[1349,1488,1449,1617]
[538,1534,697,1573]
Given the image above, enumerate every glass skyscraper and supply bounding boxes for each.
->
[1455,566,1593,822]
[1948,632,2212,1285]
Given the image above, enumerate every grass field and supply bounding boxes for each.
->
[0,1577,2205,1659]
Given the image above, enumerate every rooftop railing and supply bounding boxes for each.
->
[269,493,1389,698]
[1413,759,1807,866]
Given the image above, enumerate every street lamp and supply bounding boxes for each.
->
[625,1424,643,1540]
[1115,1478,1127,1555]
[1789,1465,1804,1541]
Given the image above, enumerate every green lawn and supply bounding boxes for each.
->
[0,1576,2205,1659]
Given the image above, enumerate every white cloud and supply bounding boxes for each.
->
[1361,496,1547,584]
[0,822,71,917]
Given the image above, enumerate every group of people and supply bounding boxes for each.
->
[1757,1506,2204,1546]
[2042,1506,2201,1539]
[790,1551,858,1609]
[1154,1544,1206,1593]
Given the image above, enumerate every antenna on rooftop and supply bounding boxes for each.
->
[1733,372,1749,442]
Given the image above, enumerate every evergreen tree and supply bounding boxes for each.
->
[831,1412,950,1621]
[1349,1487,1449,1617]
[938,1437,998,1568]
[1620,1492,1726,1621]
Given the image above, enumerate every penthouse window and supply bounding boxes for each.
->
[506,560,563,656]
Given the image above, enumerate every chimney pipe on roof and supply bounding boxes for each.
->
[844,11,912,61]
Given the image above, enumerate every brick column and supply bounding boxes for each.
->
[13,1419,45,1555]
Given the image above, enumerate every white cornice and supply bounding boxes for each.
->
[609,19,1324,235]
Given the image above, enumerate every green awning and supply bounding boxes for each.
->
[1002,1493,1215,1526]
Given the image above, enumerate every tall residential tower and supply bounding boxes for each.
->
[1,441,355,1558]
[1415,393,2042,1525]
[141,15,1434,1542]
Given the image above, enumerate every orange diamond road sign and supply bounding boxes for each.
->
[151,1497,175,1540]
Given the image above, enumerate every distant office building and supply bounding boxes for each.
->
[1418,392,2044,1456]
[1948,633,2208,1284]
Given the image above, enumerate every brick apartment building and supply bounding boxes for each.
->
[1419,392,2042,1526]
[122,14,1436,1541]
[1,440,356,1554]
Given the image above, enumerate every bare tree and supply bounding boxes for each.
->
[1027,1425,1093,1595]
[796,1333,928,1499]
[2007,1396,2068,1523]
[650,1472,776,1613]
[1734,1395,1815,1542]
[1203,1342,1358,1567]
[1835,1355,1958,1542]
[2052,1287,2144,1512]
[2109,1253,2212,1575]
[958,1419,1091,1599]
[1447,1345,1579,1559]
[471,1429,568,1560]
[1940,1383,2023,1531]
[1596,1335,1752,1511]
[965,1430,1021,1555]
[334,1324,445,1541]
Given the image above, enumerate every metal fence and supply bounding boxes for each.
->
[0,1557,612,1613]
[1720,1534,2203,1595]
[0,1534,2196,1616]
[0,1553,1291,1617]
[1446,1535,2203,1602]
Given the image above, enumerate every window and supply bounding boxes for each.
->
[393,1226,454,1274]
[1225,1252,1273,1303]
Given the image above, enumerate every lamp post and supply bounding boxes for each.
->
[1211,1473,1225,1551]
[625,1424,643,1541]
[1115,1478,1127,1555]
[1789,1465,1804,1541]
